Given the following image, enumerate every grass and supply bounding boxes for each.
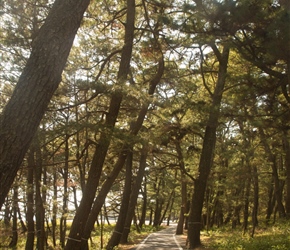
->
[0,221,164,250]
[2,220,290,249]
[200,220,290,250]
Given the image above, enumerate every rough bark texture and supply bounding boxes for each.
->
[0,0,90,209]
[187,44,229,249]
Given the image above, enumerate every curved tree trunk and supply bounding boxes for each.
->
[0,0,90,209]
[187,44,229,249]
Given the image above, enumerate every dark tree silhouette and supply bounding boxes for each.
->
[0,0,90,209]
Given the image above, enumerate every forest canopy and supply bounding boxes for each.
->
[0,0,289,249]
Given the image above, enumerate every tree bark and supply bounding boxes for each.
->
[65,1,135,249]
[60,131,70,248]
[121,142,149,243]
[258,128,286,218]
[139,177,148,229]
[25,150,35,250]
[106,150,133,250]
[80,147,129,250]
[0,0,90,209]
[175,139,188,235]
[251,165,259,237]
[9,186,18,248]
[153,177,164,227]
[34,138,46,250]
[283,131,290,217]
[187,44,229,249]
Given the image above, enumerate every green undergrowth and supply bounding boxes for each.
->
[203,221,290,250]
[0,221,164,250]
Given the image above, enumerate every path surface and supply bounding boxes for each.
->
[131,224,186,250]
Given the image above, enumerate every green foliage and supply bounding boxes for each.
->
[1,0,290,249]
[207,222,290,250]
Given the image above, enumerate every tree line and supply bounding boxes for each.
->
[0,0,289,249]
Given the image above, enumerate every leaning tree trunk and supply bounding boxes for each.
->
[187,44,229,249]
[121,142,149,243]
[0,0,90,209]
[81,52,163,247]
[65,1,135,249]
[106,150,134,250]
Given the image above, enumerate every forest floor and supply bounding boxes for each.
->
[118,221,290,250]
[1,221,290,249]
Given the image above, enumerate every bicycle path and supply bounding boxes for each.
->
[131,224,186,250]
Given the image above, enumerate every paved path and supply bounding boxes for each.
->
[132,224,186,250]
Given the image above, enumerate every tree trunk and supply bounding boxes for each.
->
[243,171,251,234]
[0,0,90,209]
[167,191,175,226]
[60,132,69,248]
[283,131,290,217]
[153,177,164,227]
[81,148,129,249]
[266,175,275,223]
[106,150,133,250]
[9,186,18,248]
[187,44,229,249]
[51,170,58,247]
[258,128,286,218]
[34,139,46,250]
[3,197,11,227]
[161,190,175,225]
[251,165,259,237]
[121,143,149,243]
[18,205,27,233]
[139,177,148,229]
[25,150,35,250]
[175,139,188,235]
[65,1,135,249]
